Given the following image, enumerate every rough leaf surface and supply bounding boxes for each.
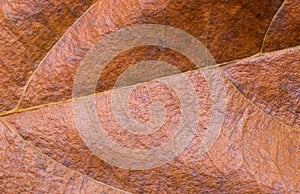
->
[0,0,299,193]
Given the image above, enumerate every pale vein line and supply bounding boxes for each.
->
[1,1,298,191]
[14,0,103,111]
[13,0,287,113]
[0,55,258,117]
[260,0,286,53]
[1,45,300,132]
[219,68,300,133]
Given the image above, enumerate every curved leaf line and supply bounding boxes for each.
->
[260,0,286,53]
[14,0,102,111]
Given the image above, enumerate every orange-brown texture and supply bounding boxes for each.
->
[10,0,283,109]
[0,0,97,112]
[262,0,300,52]
[3,70,300,192]
[0,0,299,193]
[0,121,127,193]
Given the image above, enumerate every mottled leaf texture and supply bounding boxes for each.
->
[0,0,299,193]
